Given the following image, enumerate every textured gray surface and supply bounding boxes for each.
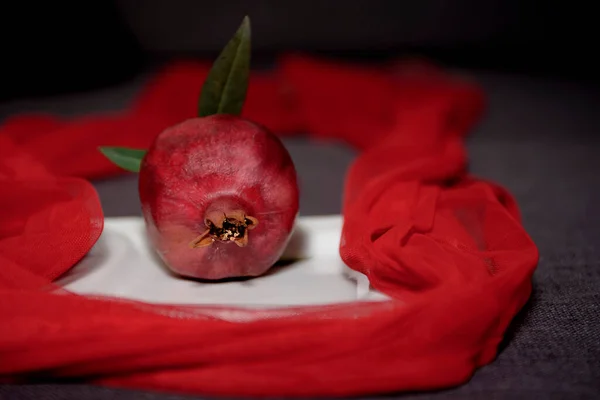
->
[0,70,599,399]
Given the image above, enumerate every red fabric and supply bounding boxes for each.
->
[0,55,539,397]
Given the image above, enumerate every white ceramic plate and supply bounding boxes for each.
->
[57,215,390,308]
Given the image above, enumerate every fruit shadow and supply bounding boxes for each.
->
[138,222,309,285]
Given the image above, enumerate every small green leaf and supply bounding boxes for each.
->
[98,146,147,173]
[198,15,251,117]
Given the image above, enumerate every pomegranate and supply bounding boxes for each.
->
[138,114,299,280]
[99,16,298,280]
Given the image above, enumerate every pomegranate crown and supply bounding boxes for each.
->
[98,16,252,173]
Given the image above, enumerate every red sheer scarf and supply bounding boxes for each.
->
[0,55,538,397]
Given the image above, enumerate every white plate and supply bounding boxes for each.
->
[57,215,390,308]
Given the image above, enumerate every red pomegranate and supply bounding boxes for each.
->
[138,114,299,280]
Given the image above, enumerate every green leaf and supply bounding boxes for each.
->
[198,16,251,117]
[98,146,147,173]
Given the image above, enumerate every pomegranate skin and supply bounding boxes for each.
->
[138,114,299,280]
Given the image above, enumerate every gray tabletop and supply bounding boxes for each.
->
[1,69,599,399]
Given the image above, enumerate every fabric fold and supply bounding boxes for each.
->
[0,54,538,397]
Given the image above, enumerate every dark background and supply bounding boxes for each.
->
[1,0,598,100]
[1,1,599,400]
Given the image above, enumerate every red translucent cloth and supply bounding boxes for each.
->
[0,55,538,397]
